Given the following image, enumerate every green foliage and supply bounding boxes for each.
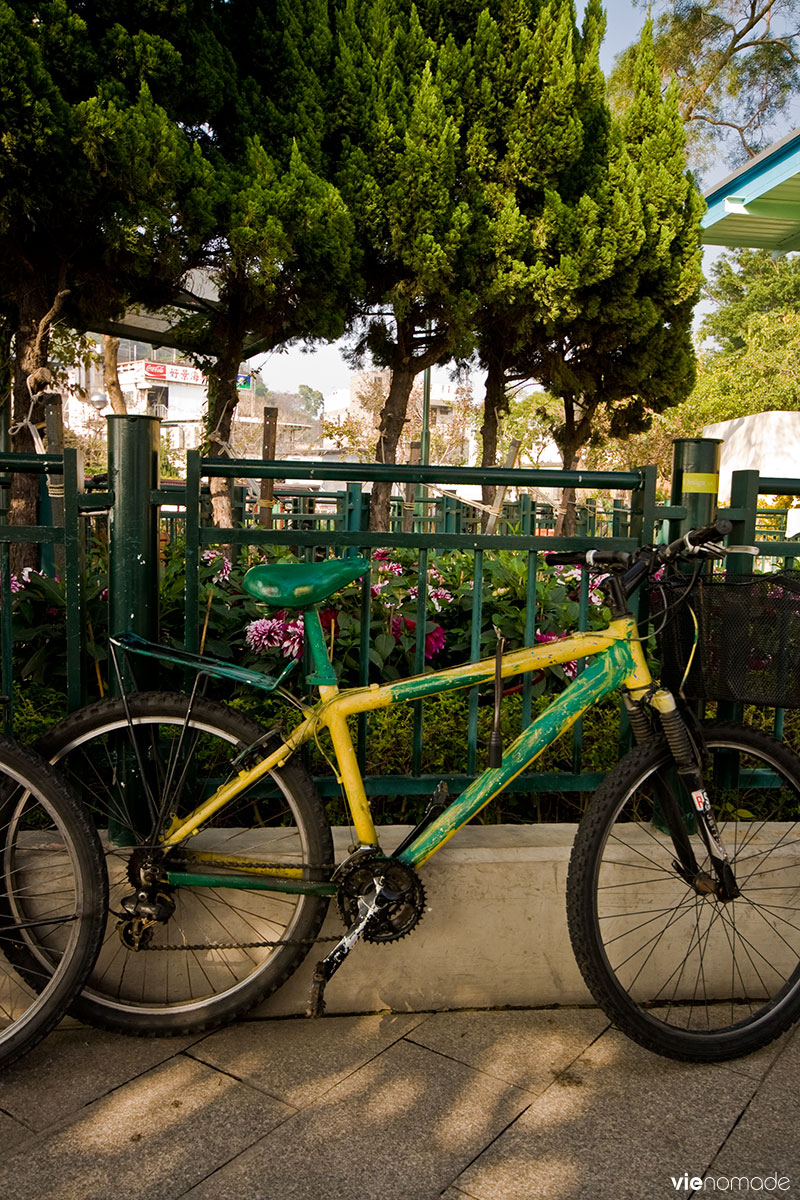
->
[332,0,486,522]
[0,0,210,456]
[11,682,67,745]
[702,249,800,355]
[692,312,800,423]
[513,19,703,478]
[610,0,800,168]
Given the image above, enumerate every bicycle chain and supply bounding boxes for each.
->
[138,934,342,951]
[124,854,340,951]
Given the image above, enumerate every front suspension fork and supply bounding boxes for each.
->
[623,692,739,900]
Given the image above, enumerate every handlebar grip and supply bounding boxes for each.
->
[685,518,733,547]
[543,552,586,566]
[544,549,631,568]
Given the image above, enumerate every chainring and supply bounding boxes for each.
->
[336,854,426,943]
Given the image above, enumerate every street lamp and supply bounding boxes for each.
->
[89,392,107,412]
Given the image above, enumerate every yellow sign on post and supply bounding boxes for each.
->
[682,472,719,494]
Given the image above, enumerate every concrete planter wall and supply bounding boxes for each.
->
[255,824,590,1018]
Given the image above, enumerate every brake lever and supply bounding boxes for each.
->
[697,543,760,558]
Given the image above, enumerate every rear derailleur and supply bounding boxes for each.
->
[117,847,176,951]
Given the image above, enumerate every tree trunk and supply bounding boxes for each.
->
[555,449,580,536]
[0,316,11,452]
[479,349,508,527]
[554,395,594,536]
[369,363,415,531]
[367,315,452,532]
[204,331,245,544]
[102,335,127,414]
[9,282,69,572]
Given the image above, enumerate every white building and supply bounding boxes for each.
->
[703,411,800,537]
[65,348,259,453]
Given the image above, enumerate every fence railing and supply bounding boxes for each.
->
[1,420,797,804]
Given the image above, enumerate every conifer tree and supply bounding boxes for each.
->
[515,19,702,518]
[332,0,480,529]
[163,0,356,527]
[0,0,206,555]
[468,0,609,513]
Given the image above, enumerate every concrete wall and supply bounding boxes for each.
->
[255,825,591,1018]
[704,411,800,523]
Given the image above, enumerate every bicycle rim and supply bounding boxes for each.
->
[39,694,332,1034]
[568,722,800,1060]
[0,741,105,1067]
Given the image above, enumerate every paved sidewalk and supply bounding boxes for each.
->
[0,1007,798,1200]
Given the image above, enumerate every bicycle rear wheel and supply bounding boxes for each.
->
[0,737,105,1068]
[38,693,333,1035]
[568,721,800,1061]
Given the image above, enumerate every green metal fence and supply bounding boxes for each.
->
[3,422,799,804]
[177,452,665,802]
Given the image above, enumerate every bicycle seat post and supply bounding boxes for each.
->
[302,606,339,691]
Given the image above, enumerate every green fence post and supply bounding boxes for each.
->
[62,448,83,711]
[630,465,658,544]
[107,414,160,693]
[184,449,201,653]
[669,438,722,538]
[727,469,760,575]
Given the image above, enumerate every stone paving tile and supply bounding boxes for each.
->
[181,1036,532,1200]
[405,1008,609,1094]
[189,1011,427,1108]
[0,1025,201,1132]
[0,1107,32,1153]
[0,1053,293,1200]
[450,1028,763,1200]
[704,1026,800,1191]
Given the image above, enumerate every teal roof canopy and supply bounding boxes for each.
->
[703,127,800,251]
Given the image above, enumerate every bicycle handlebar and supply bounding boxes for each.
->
[543,518,733,575]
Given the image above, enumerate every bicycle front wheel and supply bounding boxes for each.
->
[38,693,333,1035]
[568,721,800,1061]
[0,737,105,1068]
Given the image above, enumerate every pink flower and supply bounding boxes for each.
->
[8,574,22,594]
[281,619,304,659]
[424,624,446,658]
[391,616,445,659]
[245,617,287,653]
[429,587,453,611]
[377,560,403,576]
[320,608,337,635]
[202,550,232,583]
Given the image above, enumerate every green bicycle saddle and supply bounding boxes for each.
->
[242,557,370,608]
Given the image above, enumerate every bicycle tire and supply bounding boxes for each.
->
[0,737,105,1068]
[568,721,800,1061]
[37,692,333,1035]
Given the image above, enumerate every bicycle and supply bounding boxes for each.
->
[35,518,800,1061]
[0,736,105,1068]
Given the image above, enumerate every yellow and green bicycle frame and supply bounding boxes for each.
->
[118,600,655,893]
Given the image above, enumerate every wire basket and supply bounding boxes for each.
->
[655,571,800,708]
